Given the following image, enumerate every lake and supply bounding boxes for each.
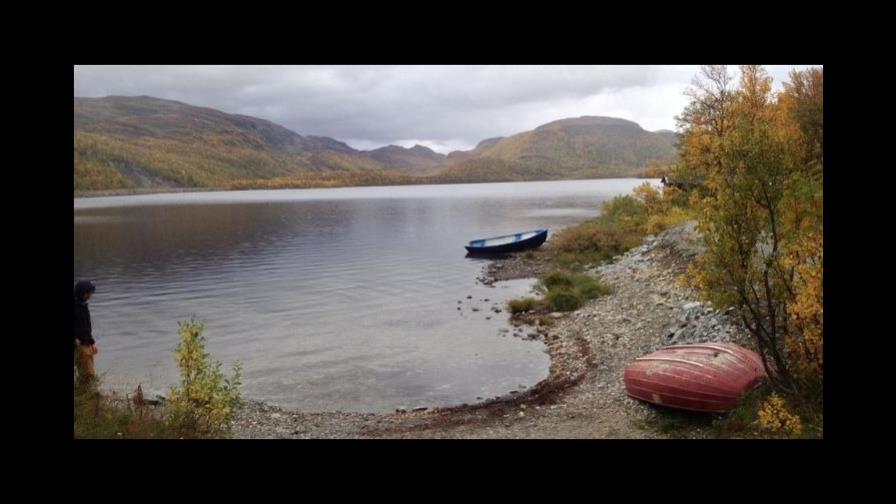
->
[73,178,650,412]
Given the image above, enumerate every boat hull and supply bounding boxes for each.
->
[623,343,766,413]
[465,229,548,254]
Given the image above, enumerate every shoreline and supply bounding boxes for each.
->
[232,221,756,438]
[74,187,224,198]
[73,176,658,199]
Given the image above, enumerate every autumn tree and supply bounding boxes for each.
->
[674,65,737,194]
[777,68,823,386]
[679,65,823,403]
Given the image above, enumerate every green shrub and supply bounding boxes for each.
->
[541,270,575,290]
[546,288,583,311]
[538,269,612,309]
[526,268,615,313]
[166,317,242,437]
[507,297,538,314]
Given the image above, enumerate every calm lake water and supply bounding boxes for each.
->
[74,178,650,412]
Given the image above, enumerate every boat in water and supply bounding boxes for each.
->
[623,343,766,413]
[464,229,548,254]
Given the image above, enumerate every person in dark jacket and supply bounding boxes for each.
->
[74,280,97,383]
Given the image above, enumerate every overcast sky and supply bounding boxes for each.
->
[74,65,817,154]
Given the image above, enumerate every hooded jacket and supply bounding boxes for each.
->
[73,281,95,346]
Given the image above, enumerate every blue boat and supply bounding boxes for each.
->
[465,229,548,254]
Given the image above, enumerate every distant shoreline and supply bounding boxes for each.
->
[74,175,659,199]
[74,187,224,198]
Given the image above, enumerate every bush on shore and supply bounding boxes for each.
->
[75,317,242,439]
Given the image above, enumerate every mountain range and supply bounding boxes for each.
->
[74,95,678,191]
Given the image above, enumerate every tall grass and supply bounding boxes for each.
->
[74,377,180,439]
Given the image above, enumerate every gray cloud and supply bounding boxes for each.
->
[74,65,817,153]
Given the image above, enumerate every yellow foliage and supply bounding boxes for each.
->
[646,206,693,235]
[784,224,823,376]
[166,318,242,437]
[633,182,663,213]
[757,394,803,436]
[677,65,823,400]
[632,182,695,234]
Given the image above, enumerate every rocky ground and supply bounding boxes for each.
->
[231,220,755,439]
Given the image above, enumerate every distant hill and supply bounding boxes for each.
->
[365,144,447,173]
[74,95,306,152]
[73,96,395,190]
[74,96,678,192]
[447,137,504,163]
[441,116,678,180]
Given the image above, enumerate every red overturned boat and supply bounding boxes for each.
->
[623,343,766,413]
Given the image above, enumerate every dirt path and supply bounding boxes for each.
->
[232,221,754,439]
